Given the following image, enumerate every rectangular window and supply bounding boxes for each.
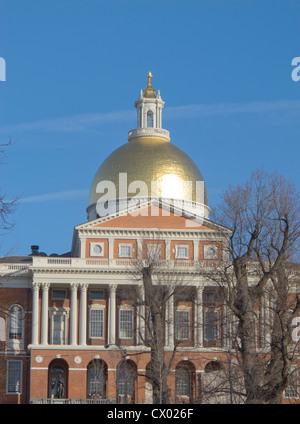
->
[204,310,219,341]
[119,245,132,258]
[284,368,299,398]
[49,308,68,345]
[175,310,190,340]
[52,289,67,300]
[147,244,162,260]
[53,315,65,344]
[176,369,190,397]
[176,246,189,259]
[90,309,104,338]
[119,309,133,339]
[7,361,22,394]
[90,289,105,300]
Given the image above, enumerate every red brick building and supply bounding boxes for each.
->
[0,74,298,404]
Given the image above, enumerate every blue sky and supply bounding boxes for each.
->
[0,0,300,256]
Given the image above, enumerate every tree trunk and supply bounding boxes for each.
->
[234,260,264,404]
[142,266,170,403]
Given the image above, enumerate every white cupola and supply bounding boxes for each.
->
[128,72,170,142]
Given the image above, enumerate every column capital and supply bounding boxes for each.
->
[70,283,80,291]
[80,283,89,292]
[32,282,41,290]
[41,283,50,291]
[109,284,118,293]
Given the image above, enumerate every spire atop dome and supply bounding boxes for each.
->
[143,71,156,98]
[128,72,170,142]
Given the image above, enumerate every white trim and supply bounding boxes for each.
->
[49,307,69,345]
[203,244,218,260]
[89,242,105,257]
[89,305,105,339]
[7,304,25,351]
[31,367,48,370]
[119,306,134,339]
[118,243,133,258]
[175,308,191,341]
[175,245,189,259]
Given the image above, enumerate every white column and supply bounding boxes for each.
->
[137,239,143,259]
[196,286,204,347]
[109,284,117,345]
[193,240,199,262]
[79,283,88,345]
[165,239,170,261]
[41,283,50,345]
[70,283,79,345]
[32,283,40,345]
[137,285,145,344]
[108,238,114,263]
[80,239,86,258]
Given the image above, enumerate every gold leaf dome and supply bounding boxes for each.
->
[88,136,208,207]
[88,73,208,218]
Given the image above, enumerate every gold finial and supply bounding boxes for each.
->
[143,71,156,98]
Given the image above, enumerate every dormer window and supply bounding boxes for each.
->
[147,111,154,128]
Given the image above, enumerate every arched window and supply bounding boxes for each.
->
[87,359,107,398]
[175,361,195,402]
[116,359,137,404]
[48,359,68,399]
[8,305,23,340]
[147,111,154,128]
[204,360,224,373]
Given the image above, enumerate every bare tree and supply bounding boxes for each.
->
[0,139,18,235]
[129,240,194,404]
[198,168,300,404]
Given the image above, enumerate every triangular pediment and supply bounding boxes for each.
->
[75,198,229,232]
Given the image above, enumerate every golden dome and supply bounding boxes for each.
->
[88,137,208,207]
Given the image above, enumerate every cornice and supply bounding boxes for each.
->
[29,265,207,277]
[77,227,227,240]
[30,267,135,275]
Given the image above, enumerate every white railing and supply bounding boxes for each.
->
[0,257,220,274]
[128,128,170,137]
[0,264,29,275]
[31,257,219,270]
[31,398,116,404]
